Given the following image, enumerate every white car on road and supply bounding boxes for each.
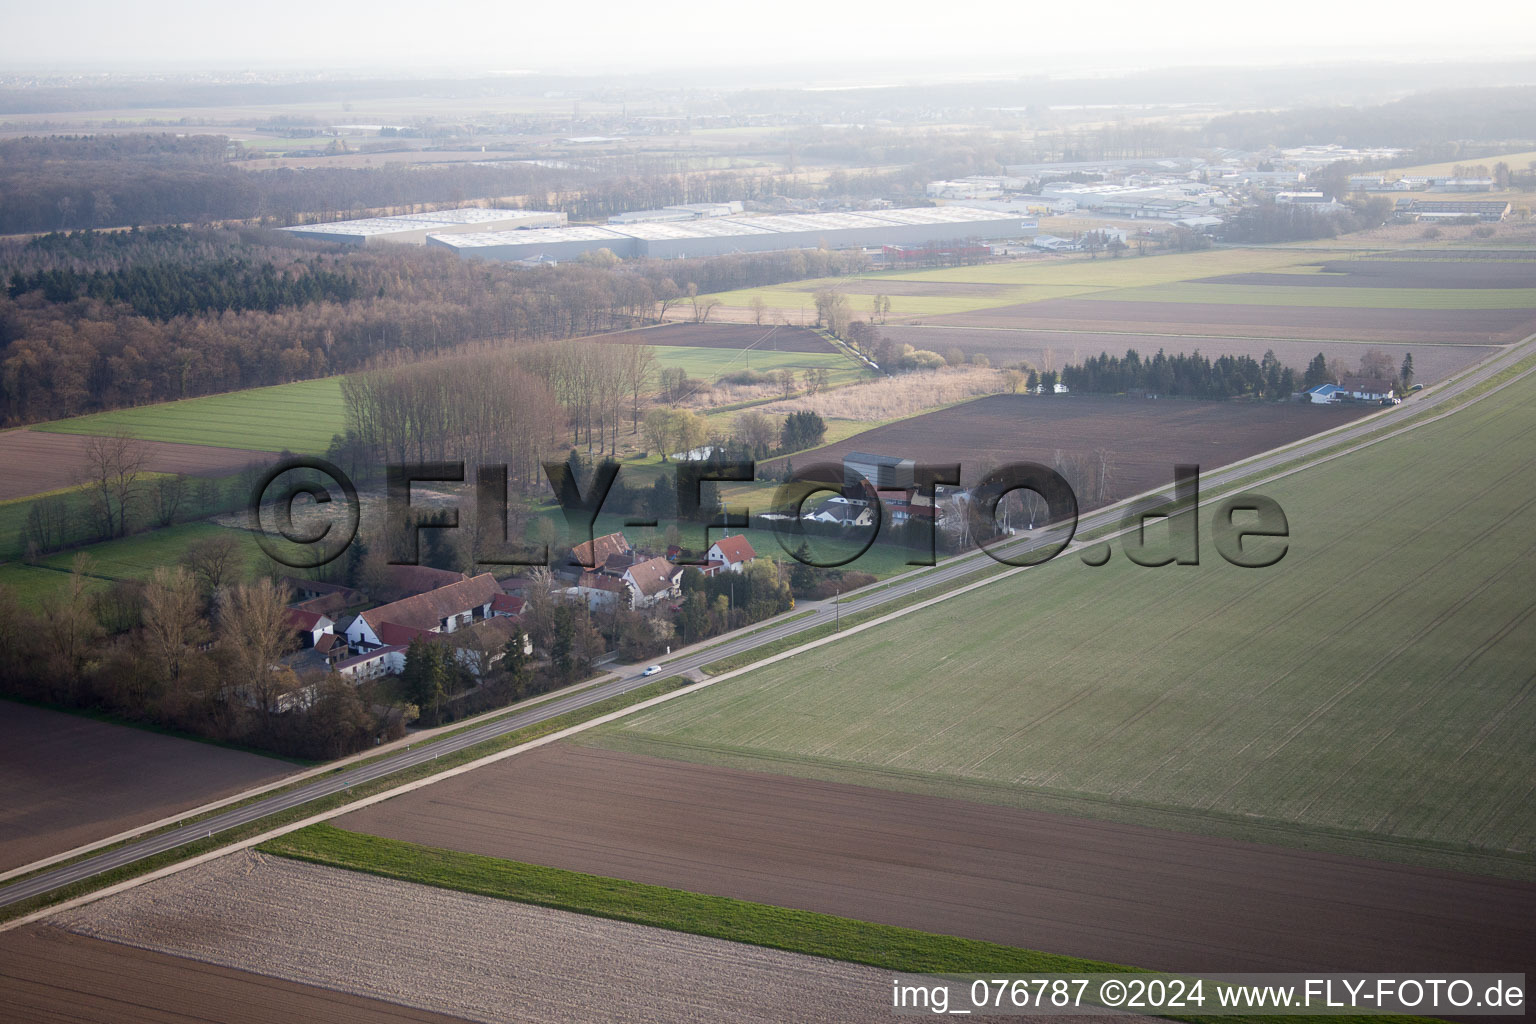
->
[642,666,661,676]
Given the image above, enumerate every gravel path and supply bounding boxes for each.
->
[56,852,898,1024]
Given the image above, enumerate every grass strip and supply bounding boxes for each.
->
[261,824,1444,1024]
[0,677,690,924]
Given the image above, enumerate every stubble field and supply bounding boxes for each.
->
[53,851,897,1024]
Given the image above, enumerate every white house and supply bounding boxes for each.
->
[285,608,334,648]
[706,535,757,573]
[1340,376,1396,401]
[622,556,685,609]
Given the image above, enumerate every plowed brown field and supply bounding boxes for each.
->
[756,392,1369,495]
[925,299,1536,344]
[0,701,293,871]
[337,744,1536,976]
[0,430,275,501]
[0,925,470,1024]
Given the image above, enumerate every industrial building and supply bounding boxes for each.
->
[430,206,1030,262]
[280,207,567,246]
[608,201,744,224]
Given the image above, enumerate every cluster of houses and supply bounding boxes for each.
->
[276,530,763,686]
[561,531,757,610]
[757,452,963,531]
[281,566,529,684]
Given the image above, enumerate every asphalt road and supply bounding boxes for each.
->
[3,334,1532,913]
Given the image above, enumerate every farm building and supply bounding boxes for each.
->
[1305,384,1345,404]
[845,452,916,491]
[428,206,1030,262]
[1405,200,1511,222]
[281,207,566,246]
[343,573,502,648]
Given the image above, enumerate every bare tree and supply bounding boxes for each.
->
[749,294,768,326]
[1358,348,1395,379]
[154,473,188,527]
[44,553,102,677]
[77,432,148,539]
[182,534,244,597]
[141,566,207,684]
[218,578,297,720]
[732,410,779,458]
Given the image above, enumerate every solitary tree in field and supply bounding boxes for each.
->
[1400,353,1415,389]
[749,294,768,326]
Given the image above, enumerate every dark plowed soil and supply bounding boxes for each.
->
[337,743,1536,976]
[0,701,293,872]
[0,430,276,502]
[756,392,1369,495]
[0,926,472,1024]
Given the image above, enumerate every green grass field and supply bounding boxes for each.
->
[26,348,863,456]
[33,377,348,454]
[37,522,277,583]
[588,370,1536,879]
[0,563,111,605]
[651,345,866,386]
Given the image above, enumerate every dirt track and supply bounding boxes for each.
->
[924,298,1536,345]
[0,430,276,502]
[337,744,1536,976]
[0,701,293,871]
[876,326,1493,385]
[0,925,471,1024]
[56,851,901,1024]
[756,392,1369,495]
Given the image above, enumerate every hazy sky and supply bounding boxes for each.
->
[4,0,1535,73]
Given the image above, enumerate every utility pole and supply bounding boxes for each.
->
[834,587,840,632]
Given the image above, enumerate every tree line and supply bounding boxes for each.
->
[0,227,875,427]
[1060,349,1300,400]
